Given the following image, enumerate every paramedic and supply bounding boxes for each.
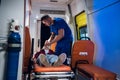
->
[41,15,73,65]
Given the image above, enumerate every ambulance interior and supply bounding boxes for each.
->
[0,0,120,80]
[22,0,119,79]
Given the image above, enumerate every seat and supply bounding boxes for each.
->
[71,40,116,80]
[77,64,116,80]
[71,40,94,69]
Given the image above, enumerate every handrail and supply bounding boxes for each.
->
[0,36,7,51]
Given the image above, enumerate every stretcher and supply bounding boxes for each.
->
[23,27,74,80]
[32,46,74,79]
[32,53,74,79]
[71,40,116,80]
[32,50,74,79]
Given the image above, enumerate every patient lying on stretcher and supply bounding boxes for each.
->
[33,45,66,67]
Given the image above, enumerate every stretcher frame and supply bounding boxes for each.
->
[34,71,74,79]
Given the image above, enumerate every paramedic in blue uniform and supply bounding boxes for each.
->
[41,15,73,65]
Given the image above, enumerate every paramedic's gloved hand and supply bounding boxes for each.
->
[44,40,51,46]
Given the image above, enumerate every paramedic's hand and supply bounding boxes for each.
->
[44,40,51,46]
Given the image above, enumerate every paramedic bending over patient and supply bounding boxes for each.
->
[41,15,73,65]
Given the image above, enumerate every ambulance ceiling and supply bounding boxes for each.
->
[32,0,71,4]
[31,0,73,12]
[31,0,73,9]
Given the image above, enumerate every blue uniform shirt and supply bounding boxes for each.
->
[50,18,73,58]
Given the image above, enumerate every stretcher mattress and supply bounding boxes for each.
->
[34,64,71,72]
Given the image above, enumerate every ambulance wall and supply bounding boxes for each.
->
[87,0,120,75]
[0,0,24,80]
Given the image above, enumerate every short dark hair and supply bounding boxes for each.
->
[41,15,50,21]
